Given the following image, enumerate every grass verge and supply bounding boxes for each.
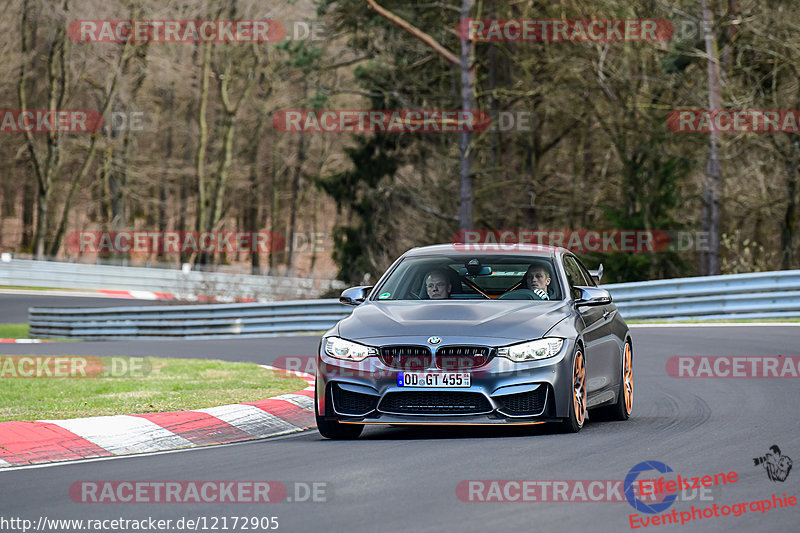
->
[0,323,79,342]
[0,285,76,291]
[0,324,30,339]
[0,356,307,422]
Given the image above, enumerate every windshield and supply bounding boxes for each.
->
[372,255,563,301]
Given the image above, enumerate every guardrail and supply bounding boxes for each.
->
[27,270,799,340]
[29,300,351,339]
[604,270,800,320]
[0,258,344,302]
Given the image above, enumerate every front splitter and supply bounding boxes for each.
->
[335,414,560,425]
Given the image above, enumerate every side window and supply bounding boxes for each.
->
[574,257,597,287]
[562,256,590,299]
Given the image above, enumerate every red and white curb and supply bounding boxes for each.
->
[0,288,176,301]
[0,339,45,343]
[0,288,253,303]
[97,290,254,303]
[97,290,176,301]
[0,365,315,467]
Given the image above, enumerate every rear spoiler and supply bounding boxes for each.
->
[588,264,604,284]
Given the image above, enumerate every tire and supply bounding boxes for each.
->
[592,340,634,421]
[559,346,587,433]
[315,386,364,440]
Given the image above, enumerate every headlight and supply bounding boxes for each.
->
[324,337,378,362]
[497,338,564,362]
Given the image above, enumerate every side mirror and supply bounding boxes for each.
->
[588,263,604,284]
[339,286,373,306]
[574,286,612,307]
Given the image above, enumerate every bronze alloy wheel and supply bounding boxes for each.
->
[573,349,587,426]
[623,342,633,415]
[560,347,587,433]
[590,340,634,422]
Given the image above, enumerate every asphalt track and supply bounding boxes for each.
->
[0,292,164,324]
[1,320,799,531]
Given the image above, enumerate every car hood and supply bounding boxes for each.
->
[337,300,570,342]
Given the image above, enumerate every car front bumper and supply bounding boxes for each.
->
[316,336,577,425]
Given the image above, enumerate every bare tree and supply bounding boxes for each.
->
[701,0,723,275]
[365,0,477,231]
[18,0,68,258]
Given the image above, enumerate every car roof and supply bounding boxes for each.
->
[402,243,569,257]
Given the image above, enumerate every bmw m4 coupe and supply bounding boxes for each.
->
[315,244,633,439]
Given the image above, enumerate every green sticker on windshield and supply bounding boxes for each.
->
[379,292,391,299]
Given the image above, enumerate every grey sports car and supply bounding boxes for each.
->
[315,243,633,439]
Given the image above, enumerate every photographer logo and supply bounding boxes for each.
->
[753,445,793,482]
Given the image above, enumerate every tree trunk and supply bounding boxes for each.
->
[285,83,308,275]
[487,38,499,179]
[458,0,476,231]
[179,95,194,265]
[195,42,212,237]
[110,130,127,233]
[0,172,14,217]
[310,192,318,275]
[196,43,257,266]
[781,137,799,269]
[20,177,34,252]
[722,0,740,74]
[178,172,190,264]
[245,127,263,274]
[48,45,130,257]
[269,138,280,274]
[241,106,265,273]
[34,188,49,258]
[19,0,66,259]
[206,111,236,232]
[158,87,175,262]
[701,0,723,275]
[100,144,113,260]
[365,0,475,229]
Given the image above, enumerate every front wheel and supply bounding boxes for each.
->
[315,386,364,439]
[559,347,587,433]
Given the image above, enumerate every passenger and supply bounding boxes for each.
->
[424,270,452,300]
[524,264,550,300]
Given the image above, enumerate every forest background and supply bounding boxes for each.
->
[0,0,797,286]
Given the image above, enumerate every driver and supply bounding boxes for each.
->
[524,264,550,300]
[424,269,452,300]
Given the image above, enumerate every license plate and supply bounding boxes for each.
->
[397,372,471,388]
